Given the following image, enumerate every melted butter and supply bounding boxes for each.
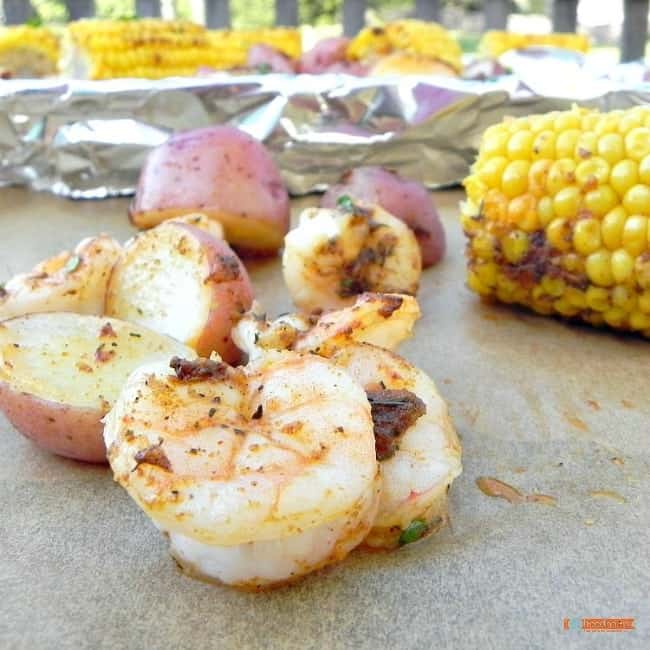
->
[476,477,557,506]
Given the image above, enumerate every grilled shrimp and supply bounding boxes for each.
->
[282,202,421,312]
[330,343,462,549]
[104,351,380,590]
[0,235,121,321]
[233,292,420,361]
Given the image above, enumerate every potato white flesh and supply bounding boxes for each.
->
[106,220,253,364]
[0,313,193,463]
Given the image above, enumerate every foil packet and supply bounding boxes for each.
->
[1,53,649,199]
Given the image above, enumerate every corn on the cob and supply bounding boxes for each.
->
[0,25,60,78]
[347,19,462,75]
[479,31,590,58]
[67,19,301,80]
[461,105,650,335]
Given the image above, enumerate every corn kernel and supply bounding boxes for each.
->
[483,189,509,222]
[623,184,650,215]
[475,262,498,287]
[471,233,497,260]
[622,215,648,255]
[639,154,650,184]
[530,299,554,315]
[585,249,614,286]
[508,194,539,231]
[555,112,581,131]
[619,111,644,133]
[528,159,551,196]
[541,275,565,297]
[634,254,650,288]
[501,160,530,198]
[507,130,534,160]
[562,252,584,273]
[610,249,636,283]
[565,287,587,309]
[611,285,636,310]
[575,157,610,188]
[601,207,627,250]
[478,156,509,188]
[502,230,530,263]
[467,270,490,295]
[585,286,610,311]
[597,132,625,164]
[637,290,650,312]
[464,175,487,204]
[553,185,581,219]
[532,130,556,159]
[482,130,509,157]
[555,129,581,158]
[573,218,602,255]
[624,127,650,161]
[584,185,618,217]
[554,298,580,316]
[546,217,572,251]
[610,159,639,196]
[575,132,598,159]
[629,310,650,330]
[537,196,555,227]
[547,159,577,196]
[603,307,627,327]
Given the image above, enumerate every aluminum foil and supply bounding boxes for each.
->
[1,57,650,198]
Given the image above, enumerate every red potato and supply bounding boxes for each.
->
[129,126,290,254]
[0,313,193,463]
[247,44,297,73]
[105,218,253,364]
[0,235,121,321]
[321,167,446,267]
[299,37,367,75]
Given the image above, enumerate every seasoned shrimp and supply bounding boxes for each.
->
[104,352,380,590]
[282,201,421,312]
[330,343,462,549]
[233,292,420,361]
[0,235,121,321]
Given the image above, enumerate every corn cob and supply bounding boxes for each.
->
[0,25,60,78]
[479,31,590,58]
[347,19,462,74]
[461,105,650,335]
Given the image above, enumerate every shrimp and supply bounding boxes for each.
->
[282,201,421,312]
[233,292,420,362]
[0,235,121,321]
[104,351,380,590]
[330,343,462,549]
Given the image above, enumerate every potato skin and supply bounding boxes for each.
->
[0,383,106,463]
[174,223,254,362]
[129,126,290,254]
[321,167,446,267]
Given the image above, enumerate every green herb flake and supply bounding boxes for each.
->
[129,332,141,338]
[26,15,43,27]
[336,194,355,213]
[255,63,272,74]
[64,255,81,274]
[208,408,216,418]
[398,519,429,546]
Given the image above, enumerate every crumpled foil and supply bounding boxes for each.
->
[1,54,650,198]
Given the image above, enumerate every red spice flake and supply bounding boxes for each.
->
[170,357,228,381]
[366,389,426,461]
[99,322,117,338]
[95,344,116,363]
[577,147,592,159]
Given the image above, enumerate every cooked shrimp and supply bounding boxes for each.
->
[0,235,121,321]
[330,343,462,549]
[282,201,421,312]
[233,292,420,361]
[104,351,380,590]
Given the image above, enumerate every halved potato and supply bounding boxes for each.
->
[129,126,290,254]
[0,235,122,321]
[105,219,254,363]
[0,313,193,463]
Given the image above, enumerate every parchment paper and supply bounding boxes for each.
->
[0,188,647,649]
